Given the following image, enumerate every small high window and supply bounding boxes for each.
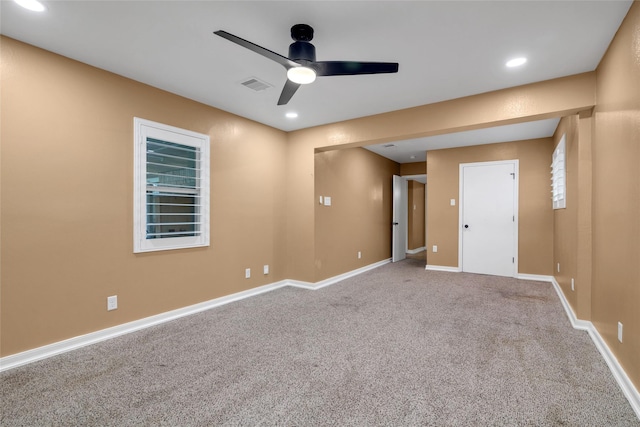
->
[134,118,210,252]
[551,135,566,210]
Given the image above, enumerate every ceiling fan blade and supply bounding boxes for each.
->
[214,30,300,69]
[277,80,301,105]
[314,61,399,76]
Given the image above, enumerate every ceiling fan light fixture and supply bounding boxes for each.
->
[287,66,316,84]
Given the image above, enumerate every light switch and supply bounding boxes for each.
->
[319,196,323,204]
[324,196,332,206]
[450,199,456,206]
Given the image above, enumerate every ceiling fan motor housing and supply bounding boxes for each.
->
[289,41,316,62]
[291,24,314,41]
[289,24,316,62]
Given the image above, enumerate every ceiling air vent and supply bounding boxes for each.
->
[383,143,396,148]
[239,77,272,92]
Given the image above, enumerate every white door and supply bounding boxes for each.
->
[392,175,407,262]
[460,161,518,277]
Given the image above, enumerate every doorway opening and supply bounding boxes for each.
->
[392,174,427,264]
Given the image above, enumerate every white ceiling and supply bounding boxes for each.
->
[1,1,632,162]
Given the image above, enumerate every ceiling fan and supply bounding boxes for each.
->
[214,24,399,105]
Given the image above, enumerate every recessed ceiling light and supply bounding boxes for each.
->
[285,112,298,119]
[14,0,46,12]
[410,155,416,159]
[506,57,527,68]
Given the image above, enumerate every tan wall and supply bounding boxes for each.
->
[0,37,289,356]
[287,74,595,284]
[552,114,594,322]
[401,162,426,176]
[314,148,400,280]
[552,116,580,312]
[426,138,554,275]
[591,1,640,390]
[408,180,426,250]
[284,133,318,282]
[308,73,595,151]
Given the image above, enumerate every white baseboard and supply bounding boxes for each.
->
[548,277,592,331]
[547,276,639,419]
[587,324,640,419]
[288,258,391,290]
[516,273,555,283]
[0,280,290,372]
[0,259,390,373]
[425,264,461,272]
[406,247,426,255]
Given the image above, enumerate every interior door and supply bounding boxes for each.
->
[392,175,407,262]
[460,161,517,277]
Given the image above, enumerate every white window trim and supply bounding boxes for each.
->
[133,117,210,253]
[551,134,567,210]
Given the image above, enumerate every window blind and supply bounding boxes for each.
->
[145,138,202,239]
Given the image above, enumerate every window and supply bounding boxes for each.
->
[134,118,210,252]
[551,134,566,209]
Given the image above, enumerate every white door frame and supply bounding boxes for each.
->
[392,175,408,262]
[458,160,519,277]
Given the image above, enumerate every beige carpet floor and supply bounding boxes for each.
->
[1,258,638,426]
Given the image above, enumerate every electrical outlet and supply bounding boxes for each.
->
[618,322,623,343]
[263,265,269,275]
[245,268,251,279]
[432,245,438,253]
[107,295,118,311]
[571,278,575,291]
[358,251,362,259]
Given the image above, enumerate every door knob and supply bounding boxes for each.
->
[464,224,469,228]
[393,222,399,225]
